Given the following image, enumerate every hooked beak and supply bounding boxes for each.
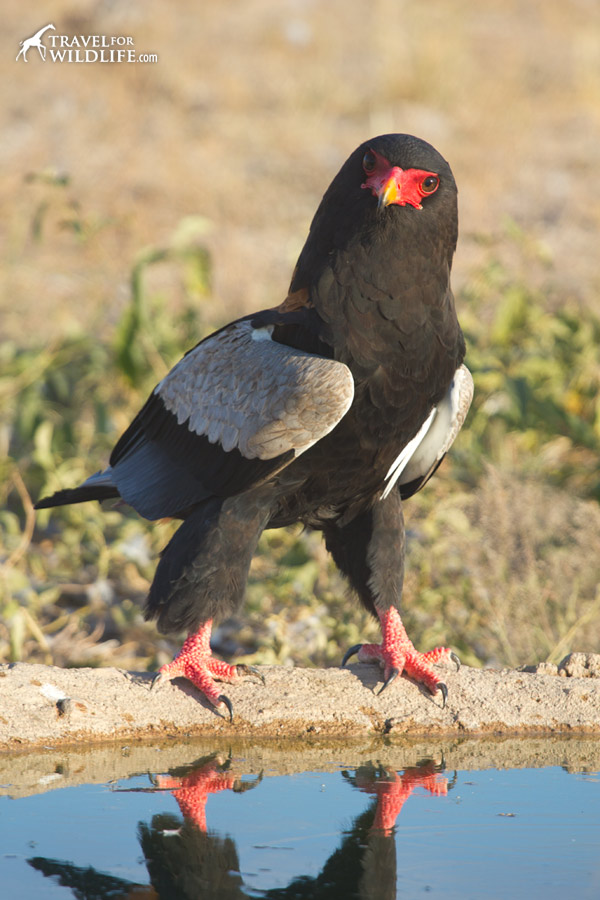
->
[378,172,401,209]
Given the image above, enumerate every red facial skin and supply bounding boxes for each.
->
[361,148,440,210]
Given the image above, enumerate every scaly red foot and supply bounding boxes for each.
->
[150,619,264,720]
[342,607,459,706]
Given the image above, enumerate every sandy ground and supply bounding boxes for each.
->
[1,655,599,753]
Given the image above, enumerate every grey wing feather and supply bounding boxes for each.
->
[157,320,355,460]
[38,319,354,520]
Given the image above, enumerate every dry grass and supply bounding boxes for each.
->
[402,468,600,668]
[3,0,600,342]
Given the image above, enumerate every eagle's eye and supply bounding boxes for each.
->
[420,175,439,194]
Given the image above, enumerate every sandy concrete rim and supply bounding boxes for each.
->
[0,654,598,756]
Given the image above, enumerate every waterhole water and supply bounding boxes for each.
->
[0,737,598,899]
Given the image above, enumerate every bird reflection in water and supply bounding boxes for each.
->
[28,754,452,899]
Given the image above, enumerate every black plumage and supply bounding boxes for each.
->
[36,134,472,714]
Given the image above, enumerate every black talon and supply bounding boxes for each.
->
[436,682,448,709]
[377,667,399,695]
[236,664,266,685]
[342,644,362,667]
[150,671,165,692]
[233,770,264,793]
[450,651,461,671]
[219,695,234,722]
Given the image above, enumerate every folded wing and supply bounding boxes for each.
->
[75,320,354,520]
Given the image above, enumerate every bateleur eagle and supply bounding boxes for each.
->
[36,133,473,719]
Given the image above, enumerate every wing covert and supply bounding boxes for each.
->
[109,318,354,518]
[156,319,354,459]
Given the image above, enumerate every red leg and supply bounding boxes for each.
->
[344,607,459,702]
[151,619,264,719]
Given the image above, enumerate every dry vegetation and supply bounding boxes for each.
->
[1,0,600,674]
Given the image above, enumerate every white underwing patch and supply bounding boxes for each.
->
[380,364,473,500]
[381,408,436,499]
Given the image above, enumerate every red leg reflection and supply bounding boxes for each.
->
[350,760,449,834]
[155,754,261,832]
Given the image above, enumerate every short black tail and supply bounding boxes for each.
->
[35,484,120,510]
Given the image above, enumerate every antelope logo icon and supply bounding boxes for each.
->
[16,24,55,62]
